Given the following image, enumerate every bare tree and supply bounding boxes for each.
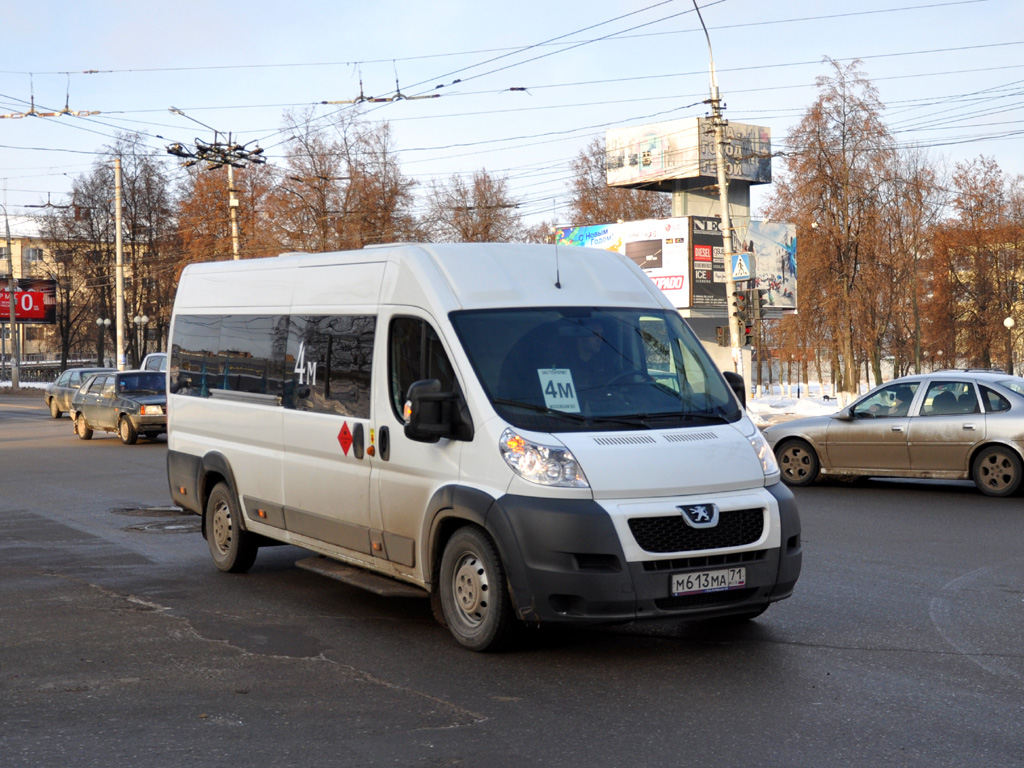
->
[177,160,280,265]
[930,156,1024,371]
[565,138,670,225]
[265,108,348,253]
[765,59,895,404]
[425,170,522,242]
[339,121,418,247]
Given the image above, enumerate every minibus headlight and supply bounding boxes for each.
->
[499,429,589,488]
[750,430,780,479]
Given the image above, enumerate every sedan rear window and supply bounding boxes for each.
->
[118,373,165,394]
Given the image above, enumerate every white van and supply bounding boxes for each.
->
[166,243,801,650]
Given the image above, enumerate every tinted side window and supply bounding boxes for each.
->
[219,315,287,396]
[288,315,376,418]
[388,317,456,419]
[923,381,974,416]
[981,385,1011,413]
[170,314,286,399]
[170,315,224,397]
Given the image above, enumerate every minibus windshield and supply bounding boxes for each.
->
[450,307,741,432]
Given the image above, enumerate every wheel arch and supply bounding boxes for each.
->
[197,452,243,538]
[966,440,1024,475]
[424,485,495,587]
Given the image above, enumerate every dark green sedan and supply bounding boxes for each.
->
[70,370,167,445]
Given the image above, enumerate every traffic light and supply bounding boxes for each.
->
[751,288,770,321]
[743,324,754,346]
[732,290,749,323]
[716,326,729,347]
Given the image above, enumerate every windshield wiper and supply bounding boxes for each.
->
[491,399,656,429]
[491,398,589,422]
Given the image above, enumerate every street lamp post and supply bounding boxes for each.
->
[1004,316,1015,375]
[96,318,111,366]
[133,315,149,366]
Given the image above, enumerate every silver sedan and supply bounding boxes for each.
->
[762,370,1024,497]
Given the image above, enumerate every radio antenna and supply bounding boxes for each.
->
[552,199,562,289]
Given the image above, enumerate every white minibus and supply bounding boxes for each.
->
[166,243,801,650]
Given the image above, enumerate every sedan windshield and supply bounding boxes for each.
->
[449,307,740,432]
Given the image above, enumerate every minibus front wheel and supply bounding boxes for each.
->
[439,526,515,651]
[205,482,259,574]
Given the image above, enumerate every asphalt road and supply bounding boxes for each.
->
[1,391,1022,767]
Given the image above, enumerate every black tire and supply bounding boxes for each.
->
[776,439,819,487]
[438,526,516,651]
[205,482,259,573]
[75,413,93,440]
[972,445,1023,497]
[118,415,138,445]
[49,398,61,419]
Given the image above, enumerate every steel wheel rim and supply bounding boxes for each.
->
[979,452,1015,492]
[781,446,810,481]
[450,551,490,628]
[210,499,233,555]
[119,419,130,441]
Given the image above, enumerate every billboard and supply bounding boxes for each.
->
[743,221,797,311]
[0,278,57,324]
[554,217,798,314]
[690,216,728,309]
[555,218,690,307]
[606,118,771,190]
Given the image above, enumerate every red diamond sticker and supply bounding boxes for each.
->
[337,422,353,455]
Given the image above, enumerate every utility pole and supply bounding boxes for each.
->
[3,206,19,390]
[693,1,740,373]
[114,158,126,371]
[227,165,240,259]
[165,107,265,261]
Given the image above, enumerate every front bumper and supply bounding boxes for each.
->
[486,483,801,625]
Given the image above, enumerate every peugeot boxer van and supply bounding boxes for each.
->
[166,243,800,650]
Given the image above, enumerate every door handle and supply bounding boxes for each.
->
[352,422,365,459]
[891,425,904,433]
[379,426,390,461]
[963,423,976,431]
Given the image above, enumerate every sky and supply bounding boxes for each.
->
[1,0,1022,236]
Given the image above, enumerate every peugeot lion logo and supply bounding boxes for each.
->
[678,503,720,529]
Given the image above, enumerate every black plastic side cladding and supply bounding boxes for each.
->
[167,450,202,514]
[766,480,802,599]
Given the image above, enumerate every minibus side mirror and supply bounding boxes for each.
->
[723,370,746,408]
[403,379,474,444]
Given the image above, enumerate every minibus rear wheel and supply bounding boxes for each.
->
[439,526,515,651]
[205,482,258,573]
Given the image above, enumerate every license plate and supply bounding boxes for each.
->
[671,567,746,596]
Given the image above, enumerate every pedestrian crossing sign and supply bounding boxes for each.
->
[731,252,751,280]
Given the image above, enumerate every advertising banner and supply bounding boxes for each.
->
[555,218,690,307]
[690,216,728,309]
[0,278,57,324]
[742,221,798,310]
[606,118,771,189]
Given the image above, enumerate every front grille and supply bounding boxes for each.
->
[628,508,764,553]
[655,588,756,611]
[642,549,767,572]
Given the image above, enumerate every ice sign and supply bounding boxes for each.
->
[537,369,581,413]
